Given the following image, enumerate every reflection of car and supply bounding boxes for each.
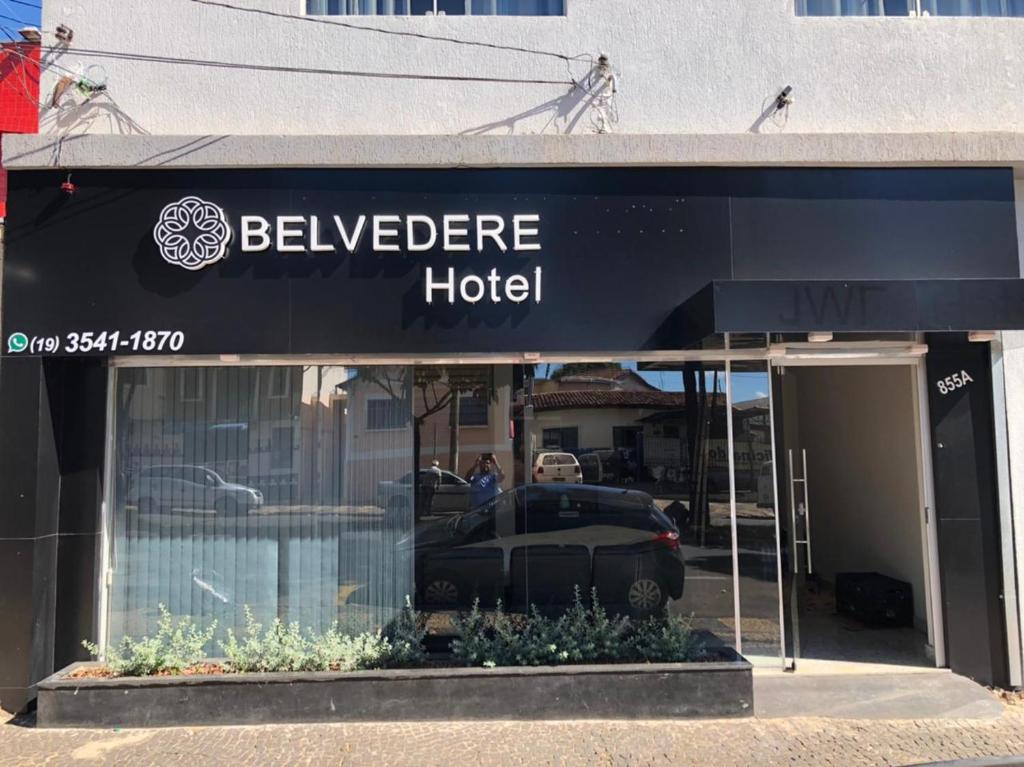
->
[403,483,685,617]
[377,469,471,515]
[129,465,263,515]
[532,452,582,484]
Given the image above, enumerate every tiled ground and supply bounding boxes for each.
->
[4,703,1024,767]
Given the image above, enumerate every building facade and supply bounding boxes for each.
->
[4,0,1024,712]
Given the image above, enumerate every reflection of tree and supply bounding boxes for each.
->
[550,362,624,380]
[682,365,721,547]
[357,365,497,517]
[115,375,140,516]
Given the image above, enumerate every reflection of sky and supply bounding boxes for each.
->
[542,362,770,406]
[0,3,41,39]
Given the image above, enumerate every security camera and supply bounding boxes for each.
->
[775,85,794,111]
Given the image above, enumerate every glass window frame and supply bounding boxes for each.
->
[796,0,1024,16]
[305,0,567,16]
[96,348,778,660]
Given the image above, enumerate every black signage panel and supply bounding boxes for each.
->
[1,168,1016,357]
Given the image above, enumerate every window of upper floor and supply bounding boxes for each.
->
[306,0,565,15]
[797,0,1024,15]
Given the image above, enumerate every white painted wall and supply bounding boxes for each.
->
[528,407,659,452]
[785,365,928,627]
[36,0,1024,137]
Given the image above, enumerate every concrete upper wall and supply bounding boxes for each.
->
[34,0,1024,137]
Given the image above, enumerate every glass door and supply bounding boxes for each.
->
[772,355,938,673]
[728,360,786,668]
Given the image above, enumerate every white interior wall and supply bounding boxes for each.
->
[787,365,927,627]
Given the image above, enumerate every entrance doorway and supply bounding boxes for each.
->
[773,360,939,672]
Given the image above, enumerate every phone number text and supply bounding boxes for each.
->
[26,331,185,354]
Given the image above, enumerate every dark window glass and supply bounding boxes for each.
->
[458,393,489,426]
[367,398,408,430]
[308,0,563,14]
[797,0,910,14]
[922,0,1024,14]
[542,427,578,451]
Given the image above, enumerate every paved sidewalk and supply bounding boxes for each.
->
[4,702,1024,767]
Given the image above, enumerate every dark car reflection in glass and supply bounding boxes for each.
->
[403,483,684,618]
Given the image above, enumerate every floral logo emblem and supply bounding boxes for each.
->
[153,196,231,271]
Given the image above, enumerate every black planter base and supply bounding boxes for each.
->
[37,656,753,728]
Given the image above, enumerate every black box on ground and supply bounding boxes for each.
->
[835,572,914,628]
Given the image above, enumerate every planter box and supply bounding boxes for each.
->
[37,654,752,728]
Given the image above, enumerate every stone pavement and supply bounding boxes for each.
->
[4,702,1024,767]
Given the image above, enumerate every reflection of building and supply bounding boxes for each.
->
[341,366,514,504]
[529,368,770,494]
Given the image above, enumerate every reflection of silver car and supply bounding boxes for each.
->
[129,465,263,515]
[377,469,471,515]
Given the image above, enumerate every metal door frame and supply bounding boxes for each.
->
[769,343,944,670]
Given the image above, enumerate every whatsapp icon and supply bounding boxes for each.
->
[7,332,29,354]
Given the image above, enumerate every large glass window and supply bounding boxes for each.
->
[797,0,1024,14]
[107,359,776,666]
[306,0,565,15]
[519,362,737,649]
[107,365,415,651]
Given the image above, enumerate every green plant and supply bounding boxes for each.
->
[450,589,704,668]
[624,611,705,663]
[385,596,427,668]
[220,606,310,673]
[307,625,392,672]
[82,604,216,676]
[558,587,630,663]
[451,600,568,667]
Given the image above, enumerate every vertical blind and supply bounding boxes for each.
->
[107,365,415,652]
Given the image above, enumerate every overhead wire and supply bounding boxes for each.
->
[186,0,581,64]
[44,46,574,85]
[0,12,31,26]
[0,21,45,110]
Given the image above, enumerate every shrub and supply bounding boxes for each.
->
[385,596,428,668]
[307,626,392,672]
[558,587,630,664]
[221,600,429,673]
[220,606,310,673]
[82,603,216,676]
[625,612,705,663]
[450,589,703,668]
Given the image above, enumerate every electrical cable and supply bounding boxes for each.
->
[185,0,580,64]
[44,46,574,86]
[0,12,31,26]
[0,22,43,109]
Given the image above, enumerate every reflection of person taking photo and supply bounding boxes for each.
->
[465,453,505,509]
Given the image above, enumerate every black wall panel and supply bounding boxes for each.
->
[926,335,1009,688]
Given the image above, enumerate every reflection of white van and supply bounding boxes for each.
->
[757,461,775,507]
[532,452,583,483]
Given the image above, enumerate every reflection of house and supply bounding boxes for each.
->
[529,368,690,481]
[528,368,770,493]
[341,366,514,504]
